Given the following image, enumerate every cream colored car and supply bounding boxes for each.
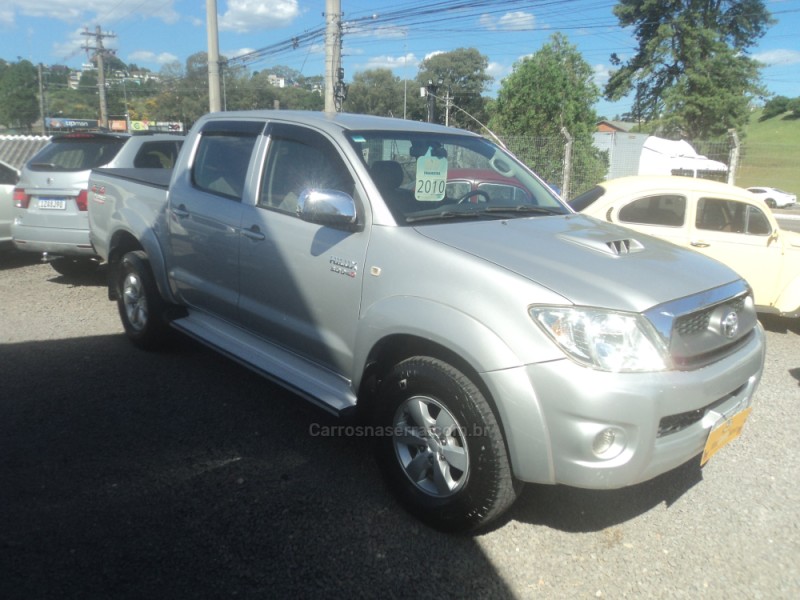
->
[571,175,800,317]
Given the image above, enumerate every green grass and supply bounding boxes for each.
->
[736,109,800,195]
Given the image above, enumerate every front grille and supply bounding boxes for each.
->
[675,297,745,337]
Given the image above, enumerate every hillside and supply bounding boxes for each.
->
[737,109,800,195]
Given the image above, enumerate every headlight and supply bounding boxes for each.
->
[530,306,669,372]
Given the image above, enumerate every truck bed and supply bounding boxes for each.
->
[93,167,173,189]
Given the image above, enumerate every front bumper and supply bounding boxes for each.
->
[483,323,766,489]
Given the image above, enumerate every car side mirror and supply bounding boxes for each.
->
[296,188,359,231]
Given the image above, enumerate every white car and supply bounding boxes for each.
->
[0,159,20,248]
[746,186,796,209]
[570,175,800,317]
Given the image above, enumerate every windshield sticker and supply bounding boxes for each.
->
[415,148,448,201]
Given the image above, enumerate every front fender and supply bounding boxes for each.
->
[355,295,523,382]
[773,274,800,317]
[354,295,554,483]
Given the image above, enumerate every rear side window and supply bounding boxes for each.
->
[696,197,771,235]
[27,135,127,171]
[618,194,686,226]
[133,140,183,168]
[193,133,258,200]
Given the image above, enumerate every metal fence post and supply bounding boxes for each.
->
[727,129,740,186]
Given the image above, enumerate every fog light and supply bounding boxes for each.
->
[592,427,625,458]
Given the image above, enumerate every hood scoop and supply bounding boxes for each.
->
[559,233,646,256]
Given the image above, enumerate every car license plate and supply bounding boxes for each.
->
[701,407,752,466]
[37,197,67,210]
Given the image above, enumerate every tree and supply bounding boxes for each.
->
[0,60,40,131]
[760,95,790,120]
[604,0,773,139]
[414,48,492,130]
[490,33,607,196]
[344,69,405,117]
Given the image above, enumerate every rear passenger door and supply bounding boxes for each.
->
[238,122,369,376]
[166,120,263,320]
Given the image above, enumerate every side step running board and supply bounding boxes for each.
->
[170,311,357,416]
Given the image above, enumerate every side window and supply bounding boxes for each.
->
[618,194,685,226]
[0,162,18,185]
[133,140,183,168]
[193,134,258,200]
[745,204,771,235]
[697,197,770,235]
[259,124,355,215]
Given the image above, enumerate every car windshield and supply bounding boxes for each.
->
[346,130,569,225]
[28,134,127,172]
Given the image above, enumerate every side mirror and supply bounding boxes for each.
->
[296,189,359,230]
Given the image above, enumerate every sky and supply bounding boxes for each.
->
[1,0,799,119]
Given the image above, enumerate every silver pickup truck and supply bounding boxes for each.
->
[88,111,765,532]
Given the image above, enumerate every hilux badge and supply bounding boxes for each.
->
[720,310,739,339]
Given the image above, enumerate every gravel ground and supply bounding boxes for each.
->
[1,251,799,599]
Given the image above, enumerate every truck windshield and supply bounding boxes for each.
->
[346,130,569,225]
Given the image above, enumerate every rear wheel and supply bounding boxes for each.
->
[374,356,520,532]
[765,198,776,208]
[117,251,170,349]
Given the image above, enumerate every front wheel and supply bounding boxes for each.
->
[374,357,520,532]
[116,251,170,350]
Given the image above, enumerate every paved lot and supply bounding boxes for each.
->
[1,252,798,599]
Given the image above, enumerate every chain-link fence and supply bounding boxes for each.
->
[498,131,793,200]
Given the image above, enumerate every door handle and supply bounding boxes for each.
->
[242,225,265,241]
[171,204,190,218]
[690,241,710,248]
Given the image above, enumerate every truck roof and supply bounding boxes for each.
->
[198,110,482,137]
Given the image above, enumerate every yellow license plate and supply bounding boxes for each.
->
[701,407,752,466]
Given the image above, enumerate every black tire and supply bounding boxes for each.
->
[374,356,520,533]
[765,198,776,209]
[116,251,170,350]
[50,257,99,277]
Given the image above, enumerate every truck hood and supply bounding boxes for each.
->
[415,214,742,313]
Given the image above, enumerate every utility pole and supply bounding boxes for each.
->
[37,63,46,135]
[206,0,222,113]
[324,0,342,113]
[425,79,441,123]
[82,26,116,129]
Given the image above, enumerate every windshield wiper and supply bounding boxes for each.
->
[481,205,565,215]
[406,210,485,224]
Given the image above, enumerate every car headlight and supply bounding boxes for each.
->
[530,306,669,372]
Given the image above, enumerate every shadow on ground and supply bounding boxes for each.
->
[0,332,706,598]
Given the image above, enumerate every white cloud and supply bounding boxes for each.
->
[424,50,445,62]
[219,0,300,33]
[6,0,178,24]
[752,49,800,66]
[480,11,535,32]
[486,61,510,82]
[593,63,611,87]
[128,50,179,65]
[225,48,256,60]
[360,53,419,72]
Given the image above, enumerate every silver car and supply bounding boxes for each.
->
[0,159,20,249]
[12,132,183,276]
